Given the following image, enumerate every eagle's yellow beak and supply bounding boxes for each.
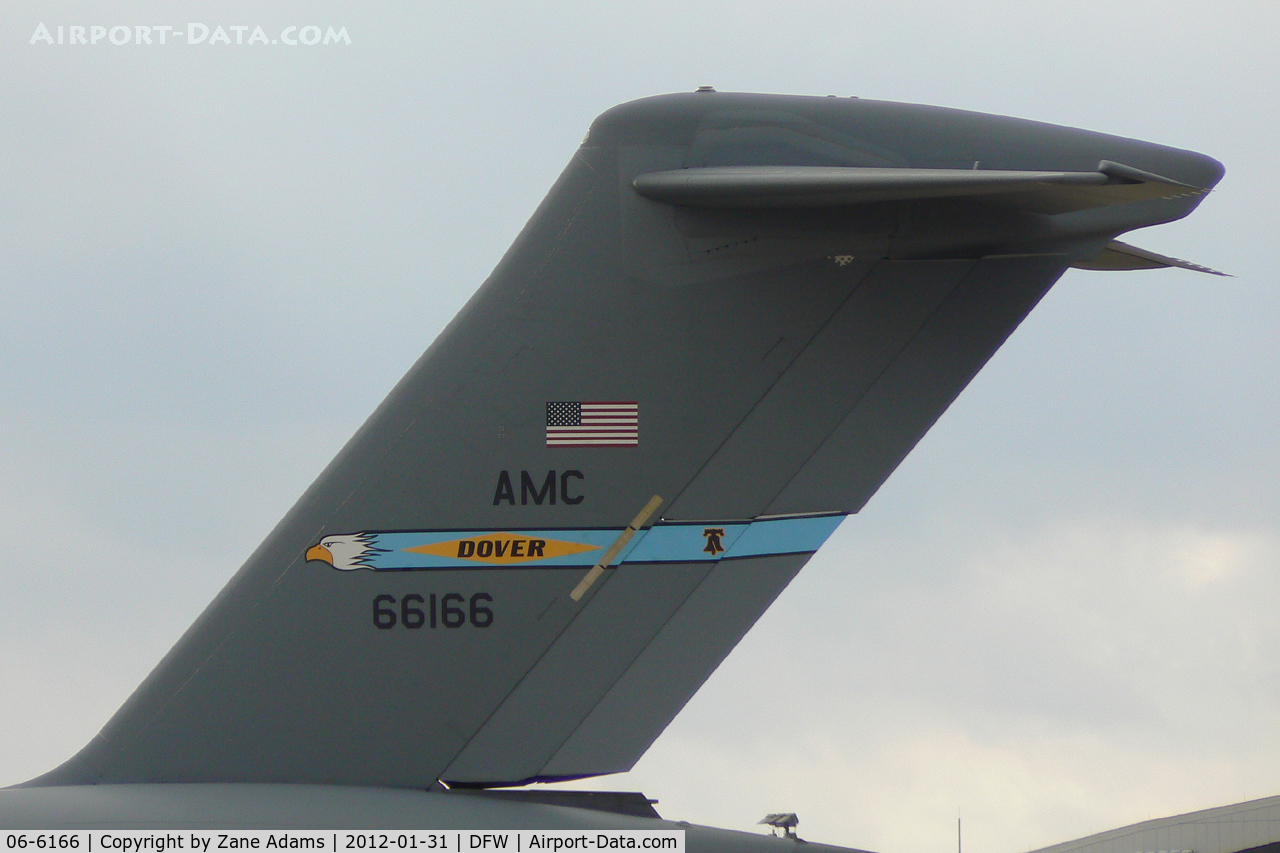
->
[305,544,334,565]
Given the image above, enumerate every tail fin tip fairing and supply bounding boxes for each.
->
[1070,239,1228,276]
[27,91,1222,791]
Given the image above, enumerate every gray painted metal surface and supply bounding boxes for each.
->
[541,552,812,778]
[444,558,718,783]
[1031,795,1280,853]
[767,253,1071,515]
[631,162,1201,211]
[2,90,1222,833]
[666,258,972,519]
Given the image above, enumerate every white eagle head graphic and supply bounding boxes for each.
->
[305,533,378,571]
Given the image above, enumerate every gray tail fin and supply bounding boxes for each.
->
[30,92,1221,789]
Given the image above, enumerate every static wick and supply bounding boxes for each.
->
[569,495,663,601]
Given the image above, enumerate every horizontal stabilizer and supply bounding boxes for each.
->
[633,160,1205,214]
[1070,239,1228,275]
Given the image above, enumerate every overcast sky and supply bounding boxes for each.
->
[1,2,1277,851]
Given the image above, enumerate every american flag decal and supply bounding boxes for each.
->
[546,401,639,447]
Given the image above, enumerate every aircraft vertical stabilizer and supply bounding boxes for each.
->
[23,92,1221,792]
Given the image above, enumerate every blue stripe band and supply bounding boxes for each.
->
[308,514,847,572]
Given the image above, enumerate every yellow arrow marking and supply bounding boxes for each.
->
[404,532,600,565]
